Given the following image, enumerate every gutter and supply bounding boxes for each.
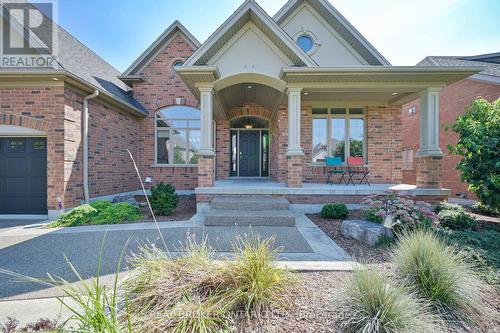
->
[0,70,148,117]
[83,90,99,204]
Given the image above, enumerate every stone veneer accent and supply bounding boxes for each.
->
[416,156,443,188]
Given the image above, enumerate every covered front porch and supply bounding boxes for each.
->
[195,179,450,212]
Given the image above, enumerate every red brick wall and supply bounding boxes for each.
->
[270,105,288,182]
[300,104,403,184]
[62,87,141,207]
[402,79,500,197]
[215,119,230,180]
[366,106,403,183]
[0,85,65,211]
[131,33,199,190]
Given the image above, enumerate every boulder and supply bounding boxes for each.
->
[341,220,393,246]
[112,194,139,207]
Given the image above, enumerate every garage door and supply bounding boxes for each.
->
[0,137,47,214]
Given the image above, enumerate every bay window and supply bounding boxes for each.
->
[312,107,366,163]
[156,106,201,165]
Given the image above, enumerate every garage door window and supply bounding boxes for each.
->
[9,139,24,152]
[32,138,46,151]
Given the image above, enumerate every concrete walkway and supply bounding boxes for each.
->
[0,213,354,325]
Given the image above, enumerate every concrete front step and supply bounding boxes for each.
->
[210,196,290,211]
[204,209,295,227]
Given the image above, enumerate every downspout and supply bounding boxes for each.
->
[83,90,99,204]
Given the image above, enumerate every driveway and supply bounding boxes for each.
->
[0,214,350,301]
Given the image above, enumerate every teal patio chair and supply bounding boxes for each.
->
[326,157,347,185]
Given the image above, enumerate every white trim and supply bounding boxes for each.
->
[0,125,46,137]
[274,0,390,65]
[122,20,201,76]
[155,106,202,165]
[284,2,368,65]
[184,0,316,67]
[209,22,294,67]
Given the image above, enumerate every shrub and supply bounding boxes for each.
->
[150,182,178,216]
[448,97,500,209]
[438,228,500,288]
[91,203,141,225]
[435,201,464,213]
[471,202,500,217]
[90,200,113,212]
[339,269,437,333]
[224,236,295,315]
[438,209,476,230]
[320,203,348,219]
[391,230,490,328]
[361,193,437,231]
[50,204,97,227]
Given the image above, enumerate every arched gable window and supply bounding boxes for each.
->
[156,106,201,165]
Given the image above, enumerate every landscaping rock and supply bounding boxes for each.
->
[112,194,139,207]
[341,220,392,246]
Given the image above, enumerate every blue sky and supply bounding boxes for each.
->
[50,0,500,71]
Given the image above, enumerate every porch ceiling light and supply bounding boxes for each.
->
[248,85,253,89]
[392,92,398,96]
[304,92,309,95]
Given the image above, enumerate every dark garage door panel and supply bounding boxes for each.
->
[0,137,47,214]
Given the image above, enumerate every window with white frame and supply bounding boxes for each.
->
[312,107,366,163]
[156,106,201,165]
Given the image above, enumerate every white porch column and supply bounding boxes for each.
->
[198,85,215,156]
[417,87,443,157]
[287,87,304,156]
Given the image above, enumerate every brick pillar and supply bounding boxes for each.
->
[198,156,215,187]
[287,155,303,188]
[416,156,442,188]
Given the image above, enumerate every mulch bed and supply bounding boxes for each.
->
[136,195,196,222]
[306,211,390,264]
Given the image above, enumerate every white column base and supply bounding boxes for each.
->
[286,149,305,156]
[416,148,443,157]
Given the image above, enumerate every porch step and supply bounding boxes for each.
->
[204,209,295,227]
[210,196,290,211]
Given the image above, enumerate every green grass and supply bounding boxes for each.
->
[339,269,437,333]
[391,230,491,329]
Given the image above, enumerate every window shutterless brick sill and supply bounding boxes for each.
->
[151,164,198,168]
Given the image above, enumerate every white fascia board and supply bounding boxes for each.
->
[122,20,200,76]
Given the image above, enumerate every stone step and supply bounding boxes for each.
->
[204,209,295,227]
[210,196,290,211]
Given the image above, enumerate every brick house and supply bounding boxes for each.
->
[402,53,500,198]
[0,0,482,218]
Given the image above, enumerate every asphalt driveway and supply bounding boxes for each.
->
[0,215,349,300]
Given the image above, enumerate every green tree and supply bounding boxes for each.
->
[448,97,500,209]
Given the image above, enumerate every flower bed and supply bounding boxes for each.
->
[361,193,438,231]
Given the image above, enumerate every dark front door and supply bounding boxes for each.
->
[239,131,260,177]
[0,137,47,214]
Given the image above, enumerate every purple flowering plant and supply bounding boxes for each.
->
[361,192,438,231]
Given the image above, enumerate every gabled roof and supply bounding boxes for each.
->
[121,20,200,79]
[0,4,148,115]
[418,55,500,84]
[184,0,317,67]
[460,52,500,64]
[274,0,390,66]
